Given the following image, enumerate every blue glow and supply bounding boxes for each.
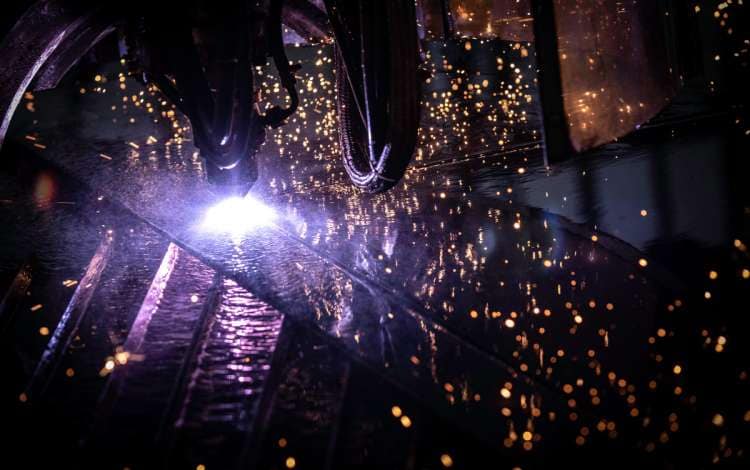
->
[202,196,277,235]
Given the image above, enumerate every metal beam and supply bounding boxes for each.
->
[529,0,573,166]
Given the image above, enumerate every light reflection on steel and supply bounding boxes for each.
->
[0,1,111,148]
[24,233,113,399]
[122,242,181,355]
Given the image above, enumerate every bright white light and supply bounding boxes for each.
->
[201,196,277,235]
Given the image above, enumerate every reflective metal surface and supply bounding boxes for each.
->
[1,23,749,469]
